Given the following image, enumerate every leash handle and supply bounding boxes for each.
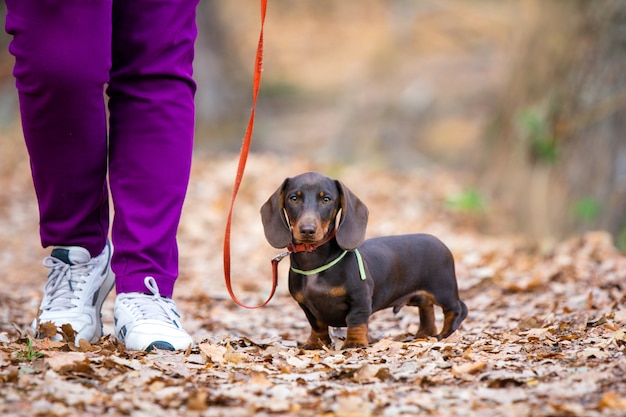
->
[223,0,274,309]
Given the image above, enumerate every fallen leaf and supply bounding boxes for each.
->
[333,393,374,417]
[614,309,626,324]
[44,352,87,372]
[452,361,487,379]
[353,364,380,382]
[198,342,227,364]
[60,324,77,344]
[598,392,626,410]
[37,322,58,338]
[186,390,209,411]
[286,355,311,369]
[577,348,610,360]
[223,350,247,364]
[248,372,273,387]
[614,329,626,348]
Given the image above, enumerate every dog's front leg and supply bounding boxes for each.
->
[342,323,369,349]
[299,304,332,349]
[341,301,371,349]
[304,326,332,350]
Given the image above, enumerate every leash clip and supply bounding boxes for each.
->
[272,251,291,263]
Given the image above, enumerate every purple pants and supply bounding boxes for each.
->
[5,0,199,297]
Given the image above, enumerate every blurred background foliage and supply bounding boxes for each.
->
[1,0,625,248]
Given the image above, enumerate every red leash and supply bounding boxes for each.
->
[223,0,274,309]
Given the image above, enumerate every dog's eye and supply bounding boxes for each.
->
[321,195,332,204]
[289,195,299,203]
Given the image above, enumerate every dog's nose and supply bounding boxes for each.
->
[299,223,317,238]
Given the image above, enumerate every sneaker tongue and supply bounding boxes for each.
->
[51,247,91,265]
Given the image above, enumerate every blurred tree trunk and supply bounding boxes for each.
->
[481,0,626,247]
[0,3,10,83]
[194,1,251,149]
[0,3,20,126]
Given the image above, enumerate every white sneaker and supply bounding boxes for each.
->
[34,241,115,345]
[114,276,193,351]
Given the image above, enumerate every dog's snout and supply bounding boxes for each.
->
[299,222,317,237]
[293,212,323,243]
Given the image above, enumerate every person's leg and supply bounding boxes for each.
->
[108,0,199,351]
[5,0,111,256]
[107,0,199,298]
[5,0,115,344]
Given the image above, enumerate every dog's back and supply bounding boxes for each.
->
[359,234,459,312]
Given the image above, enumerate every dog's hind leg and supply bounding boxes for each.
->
[400,291,439,338]
[437,300,468,340]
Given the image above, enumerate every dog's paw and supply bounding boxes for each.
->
[301,342,327,350]
[342,324,369,349]
[301,336,331,350]
[340,340,368,350]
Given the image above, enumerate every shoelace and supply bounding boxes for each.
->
[40,256,97,311]
[121,277,181,326]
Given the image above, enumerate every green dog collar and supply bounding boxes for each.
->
[291,249,367,280]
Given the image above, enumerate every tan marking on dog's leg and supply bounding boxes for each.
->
[341,323,369,349]
[302,322,331,350]
[416,304,438,339]
[410,291,438,338]
[437,310,458,340]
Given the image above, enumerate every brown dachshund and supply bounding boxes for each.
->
[260,172,468,349]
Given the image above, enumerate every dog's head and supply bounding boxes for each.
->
[260,172,369,250]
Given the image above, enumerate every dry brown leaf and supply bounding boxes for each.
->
[614,329,626,348]
[577,347,610,360]
[148,379,166,393]
[353,364,380,382]
[198,341,227,363]
[598,392,626,410]
[523,327,552,341]
[223,350,247,364]
[614,309,626,324]
[333,393,374,417]
[452,361,487,379]
[37,321,58,338]
[248,371,273,387]
[44,352,87,372]
[60,323,77,344]
[105,355,143,371]
[286,354,311,369]
[186,390,209,411]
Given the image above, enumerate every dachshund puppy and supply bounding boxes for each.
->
[261,172,467,349]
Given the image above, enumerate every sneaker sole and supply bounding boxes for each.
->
[146,341,175,352]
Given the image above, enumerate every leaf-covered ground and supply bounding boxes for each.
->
[1,152,625,416]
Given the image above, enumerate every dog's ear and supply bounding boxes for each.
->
[260,178,292,248]
[335,180,369,250]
